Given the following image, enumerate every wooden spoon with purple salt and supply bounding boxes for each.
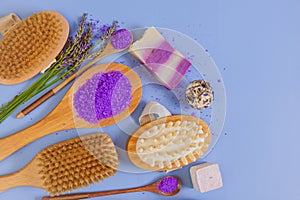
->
[42,176,181,200]
[0,63,142,161]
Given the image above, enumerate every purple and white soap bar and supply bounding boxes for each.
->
[190,162,223,193]
[129,27,191,90]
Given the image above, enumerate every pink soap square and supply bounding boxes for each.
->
[190,163,223,193]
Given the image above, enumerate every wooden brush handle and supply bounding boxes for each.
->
[17,90,55,118]
[42,186,149,200]
[0,159,42,192]
[0,172,24,192]
[0,109,74,161]
[0,13,21,35]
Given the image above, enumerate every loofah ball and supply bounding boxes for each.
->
[185,80,214,110]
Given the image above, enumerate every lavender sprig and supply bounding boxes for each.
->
[88,20,119,59]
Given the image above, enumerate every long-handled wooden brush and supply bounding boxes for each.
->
[0,133,119,196]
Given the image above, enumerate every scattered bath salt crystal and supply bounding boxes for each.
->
[157,177,178,193]
[110,29,132,49]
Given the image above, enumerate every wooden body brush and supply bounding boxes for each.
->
[0,63,142,161]
[127,102,211,171]
[0,11,69,85]
[0,133,119,196]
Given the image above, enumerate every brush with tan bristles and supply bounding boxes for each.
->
[0,133,119,196]
[0,11,69,85]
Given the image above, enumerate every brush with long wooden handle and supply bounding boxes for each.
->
[0,63,142,161]
[0,133,119,196]
[16,29,133,119]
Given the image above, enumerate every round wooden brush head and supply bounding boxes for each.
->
[0,10,69,85]
[38,133,119,196]
[127,115,211,172]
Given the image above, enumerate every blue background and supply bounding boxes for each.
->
[0,0,300,200]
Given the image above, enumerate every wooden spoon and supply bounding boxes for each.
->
[16,29,133,118]
[0,63,142,161]
[42,176,182,200]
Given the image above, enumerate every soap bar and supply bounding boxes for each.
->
[190,163,223,193]
[129,27,191,90]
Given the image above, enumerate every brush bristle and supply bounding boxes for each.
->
[0,11,67,82]
[37,133,119,196]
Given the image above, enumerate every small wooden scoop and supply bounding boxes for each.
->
[42,176,181,200]
[0,63,142,161]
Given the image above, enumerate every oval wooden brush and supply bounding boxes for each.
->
[0,10,69,85]
[0,133,119,196]
[127,115,211,171]
[127,102,211,172]
[0,63,142,161]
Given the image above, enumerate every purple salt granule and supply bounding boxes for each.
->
[157,177,178,193]
[95,71,132,120]
[110,29,132,49]
[111,75,132,116]
[73,73,102,124]
[74,71,132,123]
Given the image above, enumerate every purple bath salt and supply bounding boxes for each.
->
[73,70,132,123]
[157,176,178,193]
[73,73,102,124]
[110,29,132,49]
[95,71,132,120]
[111,75,132,116]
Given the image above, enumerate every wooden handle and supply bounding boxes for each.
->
[0,109,74,161]
[42,186,148,200]
[0,13,21,35]
[0,172,23,192]
[0,159,43,192]
[17,90,55,118]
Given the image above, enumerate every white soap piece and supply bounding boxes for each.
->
[190,163,223,193]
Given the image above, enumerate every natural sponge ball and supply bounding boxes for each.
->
[185,80,214,110]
